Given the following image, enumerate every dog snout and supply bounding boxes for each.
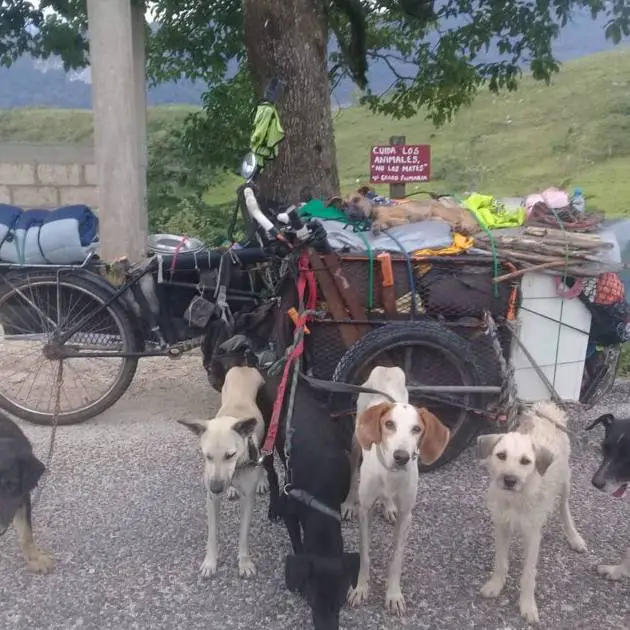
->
[209,478,226,495]
[502,474,518,490]
[592,471,607,491]
[393,449,410,467]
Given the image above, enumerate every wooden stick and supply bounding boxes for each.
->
[493,260,570,283]
[523,226,603,243]
[475,236,602,261]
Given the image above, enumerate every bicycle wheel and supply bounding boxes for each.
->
[331,321,486,472]
[0,272,139,426]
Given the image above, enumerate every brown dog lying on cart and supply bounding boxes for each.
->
[338,186,480,235]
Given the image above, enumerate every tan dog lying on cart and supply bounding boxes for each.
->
[341,186,480,235]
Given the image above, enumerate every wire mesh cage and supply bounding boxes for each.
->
[307,254,520,388]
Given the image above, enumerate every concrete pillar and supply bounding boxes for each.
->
[87,0,148,262]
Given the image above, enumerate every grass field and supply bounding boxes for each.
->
[1,47,630,213]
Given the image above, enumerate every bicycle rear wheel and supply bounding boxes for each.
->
[0,272,139,425]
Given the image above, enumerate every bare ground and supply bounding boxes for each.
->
[1,354,629,630]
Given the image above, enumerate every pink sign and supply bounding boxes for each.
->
[369,144,431,184]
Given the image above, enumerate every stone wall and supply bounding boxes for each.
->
[0,143,98,210]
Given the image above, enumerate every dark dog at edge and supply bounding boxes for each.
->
[587,412,630,581]
[203,297,359,630]
[0,410,54,572]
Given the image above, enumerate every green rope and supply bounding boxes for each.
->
[356,231,374,309]
[474,219,500,298]
[548,206,571,397]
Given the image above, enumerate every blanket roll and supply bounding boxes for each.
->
[0,204,99,264]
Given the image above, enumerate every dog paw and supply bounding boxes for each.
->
[381,501,397,524]
[519,598,539,624]
[598,563,630,581]
[569,534,587,553]
[256,477,269,496]
[226,486,239,500]
[480,577,505,598]
[385,590,406,616]
[341,502,356,521]
[26,550,55,573]
[347,582,369,607]
[268,500,283,522]
[238,557,257,578]
[200,557,218,578]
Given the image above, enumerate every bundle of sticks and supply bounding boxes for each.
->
[474,226,620,282]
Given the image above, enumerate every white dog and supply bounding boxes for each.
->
[477,401,587,623]
[342,366,409,523]
[346,366,450,614]
[179,366,265,578]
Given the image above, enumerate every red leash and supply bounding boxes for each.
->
[261,253,317,456]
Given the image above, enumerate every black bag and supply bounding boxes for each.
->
[580,299,630,346]
[417,266,511,319]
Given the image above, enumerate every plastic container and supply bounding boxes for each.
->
[572,187,586,213]
[511,271,592,402]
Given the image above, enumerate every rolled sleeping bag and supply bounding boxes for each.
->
[38,204,99,264]
[0,204,99,264]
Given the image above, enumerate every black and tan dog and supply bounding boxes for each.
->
[0,410,54,572]
[588,412,630,581]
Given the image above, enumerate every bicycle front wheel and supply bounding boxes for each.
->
[0,272,139,425]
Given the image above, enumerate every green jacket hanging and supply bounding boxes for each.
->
[250,101,285,171]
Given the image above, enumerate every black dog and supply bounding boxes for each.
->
[587,413,630,497]
[204,293,359,630]
[0,411,54,572]
[587,412,630,580]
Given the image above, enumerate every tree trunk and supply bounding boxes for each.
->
[243,0,339,206]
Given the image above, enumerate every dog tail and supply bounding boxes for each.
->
[531,400,568,428]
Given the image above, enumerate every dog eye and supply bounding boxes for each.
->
[520,456,532,466]
[224,452,236,460]
[496,451,507,461]
[206,455,213,462]
[411,425,422,435]
[384,420,395,430]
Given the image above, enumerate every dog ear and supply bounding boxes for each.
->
[416,408,450,465]
[177,419,210,436]
[285,553,312,593]
[232,417,258,438]
[342,551,360,588]
[534,445,554,477]
[585,414,615,432]
[476,434,503,460]
[18,452,45,494]
[356,402,391,450]
[327,195,344,209]
[357,185,372,196]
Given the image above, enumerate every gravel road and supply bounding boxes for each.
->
[1,356,629,630]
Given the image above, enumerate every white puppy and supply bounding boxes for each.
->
[347,366,450,614]
[477,401,587,623]
[179,366,265,578]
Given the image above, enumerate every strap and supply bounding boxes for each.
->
[261,253,314,455]
[286,488,341,522]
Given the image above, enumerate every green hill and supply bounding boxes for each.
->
[1,47,630,212]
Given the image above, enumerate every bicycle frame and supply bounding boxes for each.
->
[0,252,268,360]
